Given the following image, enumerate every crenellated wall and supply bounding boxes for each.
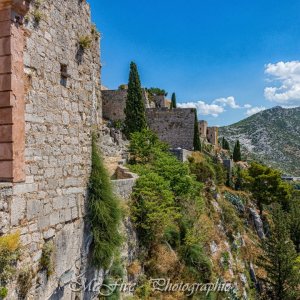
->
[0,0,101,299]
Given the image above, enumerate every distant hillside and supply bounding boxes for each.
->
[219,106,300,176]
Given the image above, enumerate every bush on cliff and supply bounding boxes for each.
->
[128,130,211,283]
[88,134,122,270]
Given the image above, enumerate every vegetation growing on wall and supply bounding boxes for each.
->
[40,240,54,278]
[88,134,122,270]
[17,267,33,299]
[0,232,21,297]
[78,35,93,50]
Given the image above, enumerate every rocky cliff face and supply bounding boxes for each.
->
[219,106,300,176]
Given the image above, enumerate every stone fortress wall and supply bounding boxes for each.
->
[102,87,219,150]
[146,108,195,150]
[199,120,218,146]
[0,0,101,299]
[102,88,153,122]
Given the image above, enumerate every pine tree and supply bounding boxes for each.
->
[124,62,147,138]
[193,109,201,151]
[171,92,177,109]
[232,140,241,162]
[258,205,299,300]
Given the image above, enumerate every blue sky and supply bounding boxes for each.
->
[89,0,300,126]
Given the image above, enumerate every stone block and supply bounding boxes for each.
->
[0,37,10,56]
[38,214,50,230]
[27,199,42,219]
[0,142,12,160]
[43,228,55,240]
[0,160,12,179]
[50,211,59,226]
[0,107,12,124]
[0,125,12,141]
[0,91,11,107]
[0,56,11,74]
[0,20,10,38]
[0,9,11,22]
[10,196,25,226]
[13,183,38,195]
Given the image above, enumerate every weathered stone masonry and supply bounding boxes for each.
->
[146,108,195,150]
[0,0,101,299]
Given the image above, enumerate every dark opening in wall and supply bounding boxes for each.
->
[60,64,69,87]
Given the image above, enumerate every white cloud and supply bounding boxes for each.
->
[213,96,240,109]
[178,101,224,117]
[244,104,252,108]
[246,106,266,116]
[264,61,300,103]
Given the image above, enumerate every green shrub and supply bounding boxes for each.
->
[32,10,42,24]
[129,129,168,164]
[221,251,230,270]
[17,267,33,298]
[190,160,216,183]
[131,172,180,247]
[0,232,21,285]
[88,134,122,269]
[0,287,7,298]
[220,199,243,233]
[91,24,100,40]
[135,275,152,299]
[180,244,212,282]
[40,241,54,277]
[128,130,212,285]
[78,35,92,49]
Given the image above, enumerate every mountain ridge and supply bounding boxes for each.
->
[219,106,300,176]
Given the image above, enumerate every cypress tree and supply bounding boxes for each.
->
[171,92,177,109]
[124,62,147,138]
[193,109,201,151]
[233,140,241,162]
[258,205,299,299]
[224,139,230,151]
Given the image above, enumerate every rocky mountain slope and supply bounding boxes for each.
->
[219,106,300,176]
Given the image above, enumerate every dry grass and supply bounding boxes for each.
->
[0,232,20,252]
[148,244,179,275]
[127,260,142,277]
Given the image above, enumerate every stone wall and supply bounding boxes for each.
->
[0,0,101,299]
[207,126,219,146]
[146,108,195,150]
[102,88,151,122]
[169,148,193,162]
[198,120,208,138]
[112,166,138,199]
